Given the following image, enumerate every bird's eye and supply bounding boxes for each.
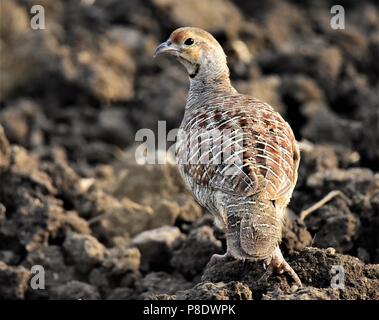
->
[184,38,194,46]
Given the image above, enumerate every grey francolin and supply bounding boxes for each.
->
[155,27,302,286]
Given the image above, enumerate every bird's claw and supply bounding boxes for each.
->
[259,247,302,288]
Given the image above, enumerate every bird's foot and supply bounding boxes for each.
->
[259,247,302,288]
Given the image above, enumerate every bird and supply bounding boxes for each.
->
[154,27,302,287]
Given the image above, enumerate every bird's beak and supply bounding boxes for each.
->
[154,41,179,58]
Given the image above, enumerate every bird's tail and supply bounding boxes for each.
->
[225,197,283,260]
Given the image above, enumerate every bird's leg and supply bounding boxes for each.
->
[259,247,302,287]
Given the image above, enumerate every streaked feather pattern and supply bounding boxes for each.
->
[178,94,300,203]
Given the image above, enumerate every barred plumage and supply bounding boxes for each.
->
[178,96,299,201]
[155,27,302,286]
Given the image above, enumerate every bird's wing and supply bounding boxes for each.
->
[178,94,300,201]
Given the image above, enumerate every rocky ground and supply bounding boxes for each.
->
[0,0,378,300]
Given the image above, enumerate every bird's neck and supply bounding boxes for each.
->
[187,67,236,109]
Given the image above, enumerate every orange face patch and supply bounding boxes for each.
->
[169,29,202,62]
[169,27,214,45]
[170,29,190,45]
[182,46,201,62]
[166,27,223,65]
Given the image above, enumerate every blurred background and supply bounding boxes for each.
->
[0,0,378,300]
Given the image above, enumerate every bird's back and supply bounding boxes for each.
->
[176,93,300,259]
[178,93,299,205]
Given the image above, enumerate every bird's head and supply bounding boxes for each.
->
[154,27,229,80]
